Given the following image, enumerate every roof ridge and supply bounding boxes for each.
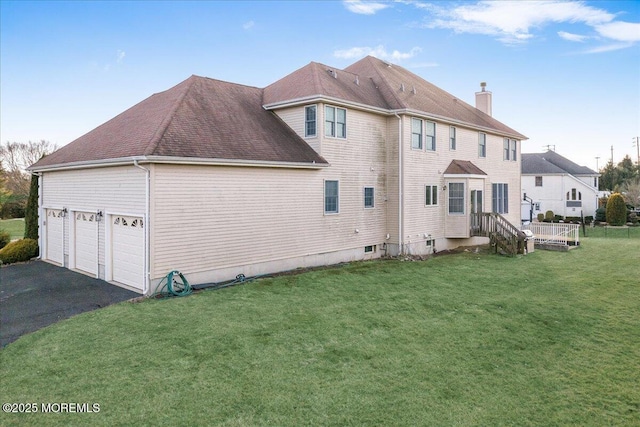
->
[363,56,405,109]
[144,75,198,156]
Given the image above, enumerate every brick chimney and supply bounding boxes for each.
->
[475,82,492,116]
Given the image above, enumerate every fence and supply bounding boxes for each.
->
[521,222,580,246]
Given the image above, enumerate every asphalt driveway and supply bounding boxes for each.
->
[0,261,138,347]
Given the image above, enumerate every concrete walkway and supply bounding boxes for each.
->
[0,261,138,347]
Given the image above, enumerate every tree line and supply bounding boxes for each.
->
[598,155,640,209]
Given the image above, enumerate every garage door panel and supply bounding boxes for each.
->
[45,209,64,265]
[75,212,97,275]
[112,215,144,291]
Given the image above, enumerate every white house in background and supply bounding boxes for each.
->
[29,56,527,295]
[521,150,599,221]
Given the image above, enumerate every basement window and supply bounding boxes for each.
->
[364,245,376,253]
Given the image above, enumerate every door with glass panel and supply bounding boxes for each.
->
[471,190,483,233]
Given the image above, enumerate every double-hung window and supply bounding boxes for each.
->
[324,180,339,214]
[535,176,543,187]
[305,105,317,137]
[449,126,456,150]
[426,121,436,151]
[511,140,517,160]
[325,106,346,138]
[364,187,374,208]
[478,133,486,158]
[425,185,438,206]
[504,138,510,160]
[503,138,517,161]
[492,183,509,214]
[411,118,423,149]
[448,183,464,214]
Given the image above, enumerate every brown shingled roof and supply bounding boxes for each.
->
[444,160,487,175]
[31,76,327,169]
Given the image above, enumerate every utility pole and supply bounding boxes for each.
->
[633,137,640,165]
[595,156,600,171]
[611,145,614,165]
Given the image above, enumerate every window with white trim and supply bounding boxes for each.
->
[504,138,510,160]
[448,183,464,214]
[425,185,438,206]
[511,140,517,161]
[535,176,543,187]
[411,118,423,149]
[492,183,509,214]
[503,138,517,161]
[324,180,339,214]
[478,133,486,158]
[449,126,456,150]
[426,121,436,151]
[305,105,317,137]
[325,106,346,138]
[364,187,374,208]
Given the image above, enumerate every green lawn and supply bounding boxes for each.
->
[1,236,638,426]
[0,218,25,240]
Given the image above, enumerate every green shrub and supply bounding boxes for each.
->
[544,210,554,221]
[584,216,594,225]
[595,207,606,222]
[606,193,627,226]
[0,238,38,264]
[629,212,638,225]
[0,229,10,249]
[536,213,544,222]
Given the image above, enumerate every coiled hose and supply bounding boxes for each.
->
[152,270,192,298]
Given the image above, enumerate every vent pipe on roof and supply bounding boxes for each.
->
[400,83,405,92]
[411,86,417,94]
[355,75,359,85]
[475,82,492,116]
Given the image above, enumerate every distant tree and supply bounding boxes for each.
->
[0,164,11,213]
[621,178,640,209]
[24,174,39,240]
[605,193,627,226]
[0,141,57,218]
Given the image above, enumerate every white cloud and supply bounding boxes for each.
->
[243,20,255,30]
[117,50,126,63]
[595,21,640,43]
[558,31,589,42]
[334,45,421,61]
[423,0,616,45]
[343,0,390,15]
[582,42,634,54]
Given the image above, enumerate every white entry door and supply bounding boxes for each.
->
[45,209,64,265]
[111,215,144,291]
[74,211,98,275]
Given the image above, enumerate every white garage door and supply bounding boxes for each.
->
[111,215,144,291]
[45,209,64,265]
[74,211,98,275]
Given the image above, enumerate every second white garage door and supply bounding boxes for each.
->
[111,215,144,291]
[74,211,98,275]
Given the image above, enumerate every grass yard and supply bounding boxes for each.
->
[0,218,25,240]
[1,236,639,426]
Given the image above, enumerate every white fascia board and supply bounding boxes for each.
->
[443,174,487,180]
[264,95,390,116]
[28,156,329,172]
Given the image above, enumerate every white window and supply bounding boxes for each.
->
[504,138,510,160]
[305,105,316,137]
[425,185,438,206]
[478,133,486,158]
[325,106,346,138]
[324,180,339,214]
[449,126,456,150]
[364,187,374,208]
[504,138,517,161]
[511,140,517,161]
[492,183,509,214]
[448,183,464,214]
[411,118,423,149]
[426,121,436,151]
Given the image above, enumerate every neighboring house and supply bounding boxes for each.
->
[29,56,527,295]
[521,150,599,221]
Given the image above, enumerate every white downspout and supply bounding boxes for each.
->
[394,112,403,255]
[133,159,150,295]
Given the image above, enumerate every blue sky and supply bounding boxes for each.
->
[1,0,639,170]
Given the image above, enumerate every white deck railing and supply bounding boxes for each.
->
[521,222,580,246]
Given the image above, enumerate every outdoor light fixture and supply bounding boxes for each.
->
[442,185,447,191]
[96,210,103,222]
[61,207,68,217]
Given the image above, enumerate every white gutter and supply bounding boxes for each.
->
[133,159,151,295]
[28,156,328,173]
[394,112,403,256]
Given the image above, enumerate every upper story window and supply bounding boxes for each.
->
[325,106,346,138]
[503,138,517,161]
[426,121,436,151]
[567,188,582,201]
[535,176,543,187]
[449,126,456,150]
[305,105,317,137]
[448,183,465,214]
[478,133,486,158]
[411,118,423,149]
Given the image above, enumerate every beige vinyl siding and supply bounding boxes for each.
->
[41,166,146,276]
[275,106,321,154]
